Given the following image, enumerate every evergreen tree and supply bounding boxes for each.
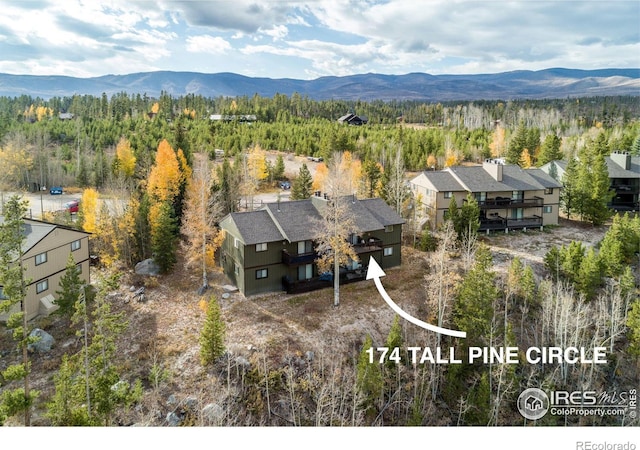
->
[0,195,37,426]
[362,159,382,198]
[538,133,563,166]
[626,300,640,357]
[506,121,528,165]
[150,202,178,273]
[290,163,313,200]
[54,254,83,316]
[581,150,614,226]
[577,247,602,300]
[560,156,580,219]
[272,154,285,181]
[458,193,480,244]
[356,335,383,415]
[446,194,460,225]
[384,316,403,370]
[199,295,226,365]
[47,275,142,426]
[453,244,498,345]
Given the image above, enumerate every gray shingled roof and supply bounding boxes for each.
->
[606,156,640,179]
[223,195,404,244]
[446,164,555,192]
[360,198,406,226]
[226,210,284,245]
[263,199,323,242]
[421,171,464,191]
[526,168,563,188]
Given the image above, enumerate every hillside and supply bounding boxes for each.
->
[5,219,623,427]
[0,68,638,100]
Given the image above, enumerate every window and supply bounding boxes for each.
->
[256,268,268,279]
[297,240,313,254]
[383,247,393,257]
[298,264,313,281]
[36,279,49,294]
[444,191,452,199]
[512,191,524,201]
[71,239,81,251]
[474,192,487,203]
[256,242,267,252]
[544,188,553,195]
[384,225,394,233]
[234,264,240,276]
[76,263,83,274]
[0,287,6,300]
[234,238,240,249]
[35,252,47,265]
[511,208,524,219]
[544,205,553,214]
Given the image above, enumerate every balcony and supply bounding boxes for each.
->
[480,215,542,231]
[352,237,383,255]
[476,196,543,210]
[507,215,543,229]
[611,184,639,195]
[282,250,317,266]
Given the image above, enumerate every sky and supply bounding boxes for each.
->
[0,0,638,80]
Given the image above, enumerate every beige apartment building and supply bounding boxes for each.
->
[410,159,562,232]
[0,217,91,321]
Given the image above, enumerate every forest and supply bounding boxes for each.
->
[0,91,639,427]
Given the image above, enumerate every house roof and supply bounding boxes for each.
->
[359,198,406,226]
[263,199,323,242]
[415,171,465,192]
[221,195,404,245]
[0,217,90,256]
[526,168,563,188]
[224,210,284,245]
[606,156,640,179]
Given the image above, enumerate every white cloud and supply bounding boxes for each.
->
[186,35,232,54]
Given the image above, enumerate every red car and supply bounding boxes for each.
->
[64,200,80,214]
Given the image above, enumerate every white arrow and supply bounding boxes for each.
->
[366,256,467,338]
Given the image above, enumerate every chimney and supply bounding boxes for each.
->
[610,151,631,170]
[483,159,503,182]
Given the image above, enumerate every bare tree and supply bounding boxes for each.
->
[314,152,359,308]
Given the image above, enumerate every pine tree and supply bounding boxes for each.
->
[54,254,83,316]
[577,247,602,300]
[453,244,497,345]
[0,195,37,426]
[581,150,614,226]
[200,295,226,365]
[272,154,285,181]
[150,202,178,273]
[362,159,382,198]
[560,156,580,220]
[538,133,563,166]
[506,121,528,165]
[356,335,383,414]
[291,163,313,200]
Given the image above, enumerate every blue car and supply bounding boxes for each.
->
[279,181,291,190]
[49,186,63,195]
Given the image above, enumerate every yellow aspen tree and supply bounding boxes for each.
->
[247,144,268,182]
[115,137,136,178]
[519,148,533,168]
[489,125,506,158]
[312,162,328,192]
[0,143,33,190]
[147,139,181,203]
[80,188,99,234]
[177,148,192,185]
[426,154,438,170]
[151,102,160,114]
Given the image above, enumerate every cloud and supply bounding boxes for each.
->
[171,0,295,33]
[186,35,232,54]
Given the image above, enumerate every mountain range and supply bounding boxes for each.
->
[0,68,638,101]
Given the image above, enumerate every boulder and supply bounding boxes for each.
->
[202,403,224,423]
[166,412,182,427]
[135,258,160,276]
[28,328,55,353]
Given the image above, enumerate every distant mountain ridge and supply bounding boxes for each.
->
[0,68,638,101]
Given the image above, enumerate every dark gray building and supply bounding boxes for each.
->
[219,194,404,296]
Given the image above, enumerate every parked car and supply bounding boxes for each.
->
[279,181,291,190]
[49,186,63,195]
[64,200,80,214]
